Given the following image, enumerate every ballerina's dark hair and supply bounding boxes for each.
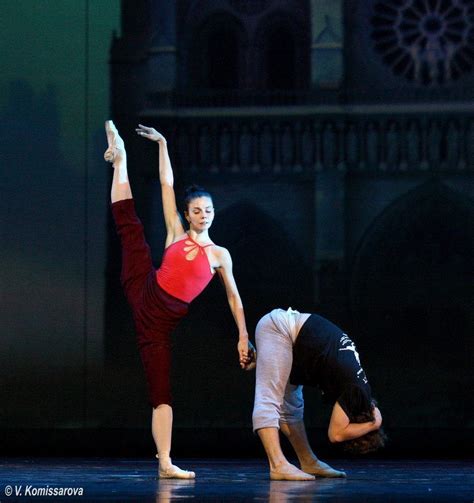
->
[183,184,213,211]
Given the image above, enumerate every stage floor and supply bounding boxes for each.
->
[0,458,472,502]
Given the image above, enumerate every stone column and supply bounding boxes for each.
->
[313,169,346,308]
[147,1,177,98]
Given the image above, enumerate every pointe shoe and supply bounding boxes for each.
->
[300,460,346,478]
[104,120,125,163]
[156,455,195,479]
[270,464,315,481]
[159,464,196,480]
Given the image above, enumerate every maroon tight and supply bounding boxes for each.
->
[111,199,188,407]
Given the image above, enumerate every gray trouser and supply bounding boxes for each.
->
[252,313,304,431]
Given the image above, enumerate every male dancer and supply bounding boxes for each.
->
[253,308,385,480]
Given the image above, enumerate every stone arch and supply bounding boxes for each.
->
[187,11,247,89]
[350,180,474,427]
[255,11,310,90]
[190,200,313,329]
[166,196,313,428]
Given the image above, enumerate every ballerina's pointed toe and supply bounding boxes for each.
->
[159,465,196,479]
[104,120,125,162]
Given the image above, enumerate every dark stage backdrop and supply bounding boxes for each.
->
[1,1,473,457]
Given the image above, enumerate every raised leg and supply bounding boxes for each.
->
[104,120,132,203]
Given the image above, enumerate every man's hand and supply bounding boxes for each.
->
[373,406,383,429]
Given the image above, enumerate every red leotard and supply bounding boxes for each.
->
[156,235,215,303]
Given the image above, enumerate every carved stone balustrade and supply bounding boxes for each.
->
[141,104,474,175]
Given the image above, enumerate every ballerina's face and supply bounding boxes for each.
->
[185,196,215,232]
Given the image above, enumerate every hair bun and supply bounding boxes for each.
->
[184,184,206,198]
[183,185,213,211]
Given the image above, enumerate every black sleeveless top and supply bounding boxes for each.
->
[290,314,373,421]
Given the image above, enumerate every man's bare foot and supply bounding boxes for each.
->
[300,459,346,478]
[270,462,315,481]
[104,120,125,163]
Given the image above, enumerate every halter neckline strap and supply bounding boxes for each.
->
[185,233,214,248]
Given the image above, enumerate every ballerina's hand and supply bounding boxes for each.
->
[239,340,257,371]
[135,124,167,144]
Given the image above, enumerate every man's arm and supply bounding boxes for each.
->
[328,401,382,443]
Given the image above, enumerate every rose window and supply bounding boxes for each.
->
[371,0,474,85]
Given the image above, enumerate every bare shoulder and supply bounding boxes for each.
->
[211,245,233,266]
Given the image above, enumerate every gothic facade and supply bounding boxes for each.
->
[108,0,474,430]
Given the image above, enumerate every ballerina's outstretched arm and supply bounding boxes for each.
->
[136,124,185,247]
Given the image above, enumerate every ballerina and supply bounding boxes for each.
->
[105,121,255,478]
